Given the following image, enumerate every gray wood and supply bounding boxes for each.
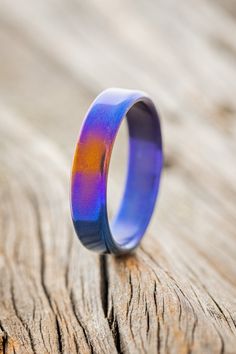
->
[0,0,236,353]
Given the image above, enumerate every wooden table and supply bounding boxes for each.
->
[0,0,236,353]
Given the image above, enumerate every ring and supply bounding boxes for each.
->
[71,88,163,255]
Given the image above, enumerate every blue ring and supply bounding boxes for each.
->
[71,88,163,254]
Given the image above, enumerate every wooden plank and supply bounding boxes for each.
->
[0,0,236,352]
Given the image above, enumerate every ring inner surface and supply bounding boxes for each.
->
[110,101,162,249]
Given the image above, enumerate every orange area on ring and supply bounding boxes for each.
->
[72,137,107,174]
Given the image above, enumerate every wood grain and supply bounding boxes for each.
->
[0,0,236,353]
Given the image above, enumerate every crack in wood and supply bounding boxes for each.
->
[55,316,63,354]
[108,303,121,354]
[69,290,94,354]
[99,255,109,318]
[0,322,8,354]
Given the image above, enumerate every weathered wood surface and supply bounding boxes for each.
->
[0,0,236,353]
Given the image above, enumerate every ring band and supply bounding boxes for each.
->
[71,88,163,254]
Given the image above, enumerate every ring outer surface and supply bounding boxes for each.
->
[71,88,163,255]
